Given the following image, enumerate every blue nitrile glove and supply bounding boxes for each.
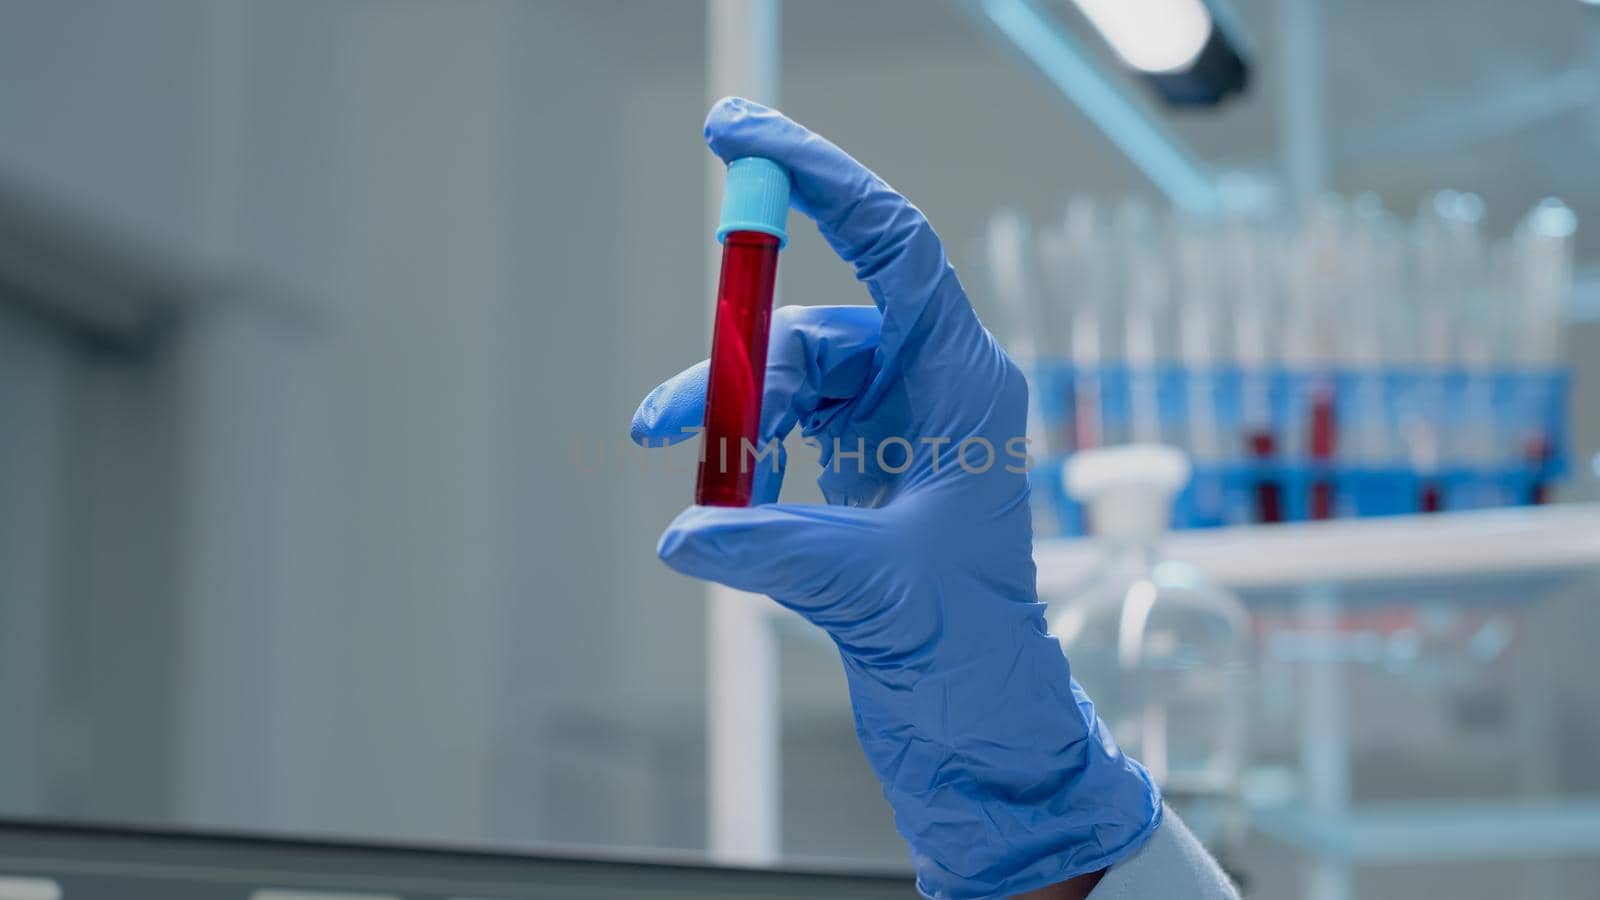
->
[631,97,1161,899]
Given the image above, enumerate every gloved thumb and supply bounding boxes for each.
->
[658,503,884,615]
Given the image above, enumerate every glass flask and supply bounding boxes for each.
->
[1047,444,1251,848]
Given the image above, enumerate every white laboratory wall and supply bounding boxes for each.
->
[0,0,711,847]
[0,306,69,815]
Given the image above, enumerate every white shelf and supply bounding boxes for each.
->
[1251,798,1600,863]
[1035,503,1600,593]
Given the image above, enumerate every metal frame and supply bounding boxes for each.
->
[1336,62,1600,167]
[951,0,1222,217]
[0,818,912,900]
[704,0,784,867]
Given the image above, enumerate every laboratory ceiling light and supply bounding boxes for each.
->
[1072,0,1212,73]
[1069,0,1248,106]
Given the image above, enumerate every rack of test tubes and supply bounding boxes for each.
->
[975,191,1577,537]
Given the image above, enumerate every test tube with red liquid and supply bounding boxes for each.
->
[1248,428,1283,523]
[696,157,791,507]
[1308,378,1337,520]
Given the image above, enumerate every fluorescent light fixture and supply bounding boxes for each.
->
[1072,0,1214,73]
[981,0,1220,215]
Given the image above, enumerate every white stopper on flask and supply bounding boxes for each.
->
[1064,443,1191,541]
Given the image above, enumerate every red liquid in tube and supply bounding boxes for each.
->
[1419,483,1443,513]
[1248,429,1283,524]
[1308,381,1337,520]
[696,230,781,507]
[1525,433,1553,505]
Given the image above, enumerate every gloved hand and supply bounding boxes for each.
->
[631,97,1161,899]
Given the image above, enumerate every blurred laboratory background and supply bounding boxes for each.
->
[3,1,1600,898]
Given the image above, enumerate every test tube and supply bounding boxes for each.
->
[1286,197,1344,519]
[1115,197,1169,445]
[1224,219,1282,523]
[1408,194,1462,512]
[1512,198,1577,504]
[983,210,1064,537]
[1342,195,1400,475]
[982,209,1040,360]
[1174,216,1223,463]
[1036,197,1113,448]
[1515,199,1576,368]
[696,157,791,507]
[1442,194,1500,507]
[993,209,1070,361]
[1051,197,1115,451]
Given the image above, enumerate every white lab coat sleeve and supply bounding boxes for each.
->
[1085,806,1241,899]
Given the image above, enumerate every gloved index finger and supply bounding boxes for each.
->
[704,97,973,367]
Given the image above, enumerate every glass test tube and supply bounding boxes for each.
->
[1298,197,1345,520]
[984,210,1063,537]
[696,157,791,507]
[1115,197,1168,446]
[1225,220,1282,523]
[1410,196,1460,512]
[1442,193,1501,508]
[1175,217,1222,463]
[1513,199,1577,504]
[1343,194,1399,472]
[1061,197,1113,451]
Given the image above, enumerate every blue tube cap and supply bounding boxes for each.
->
[717,157,790,247]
